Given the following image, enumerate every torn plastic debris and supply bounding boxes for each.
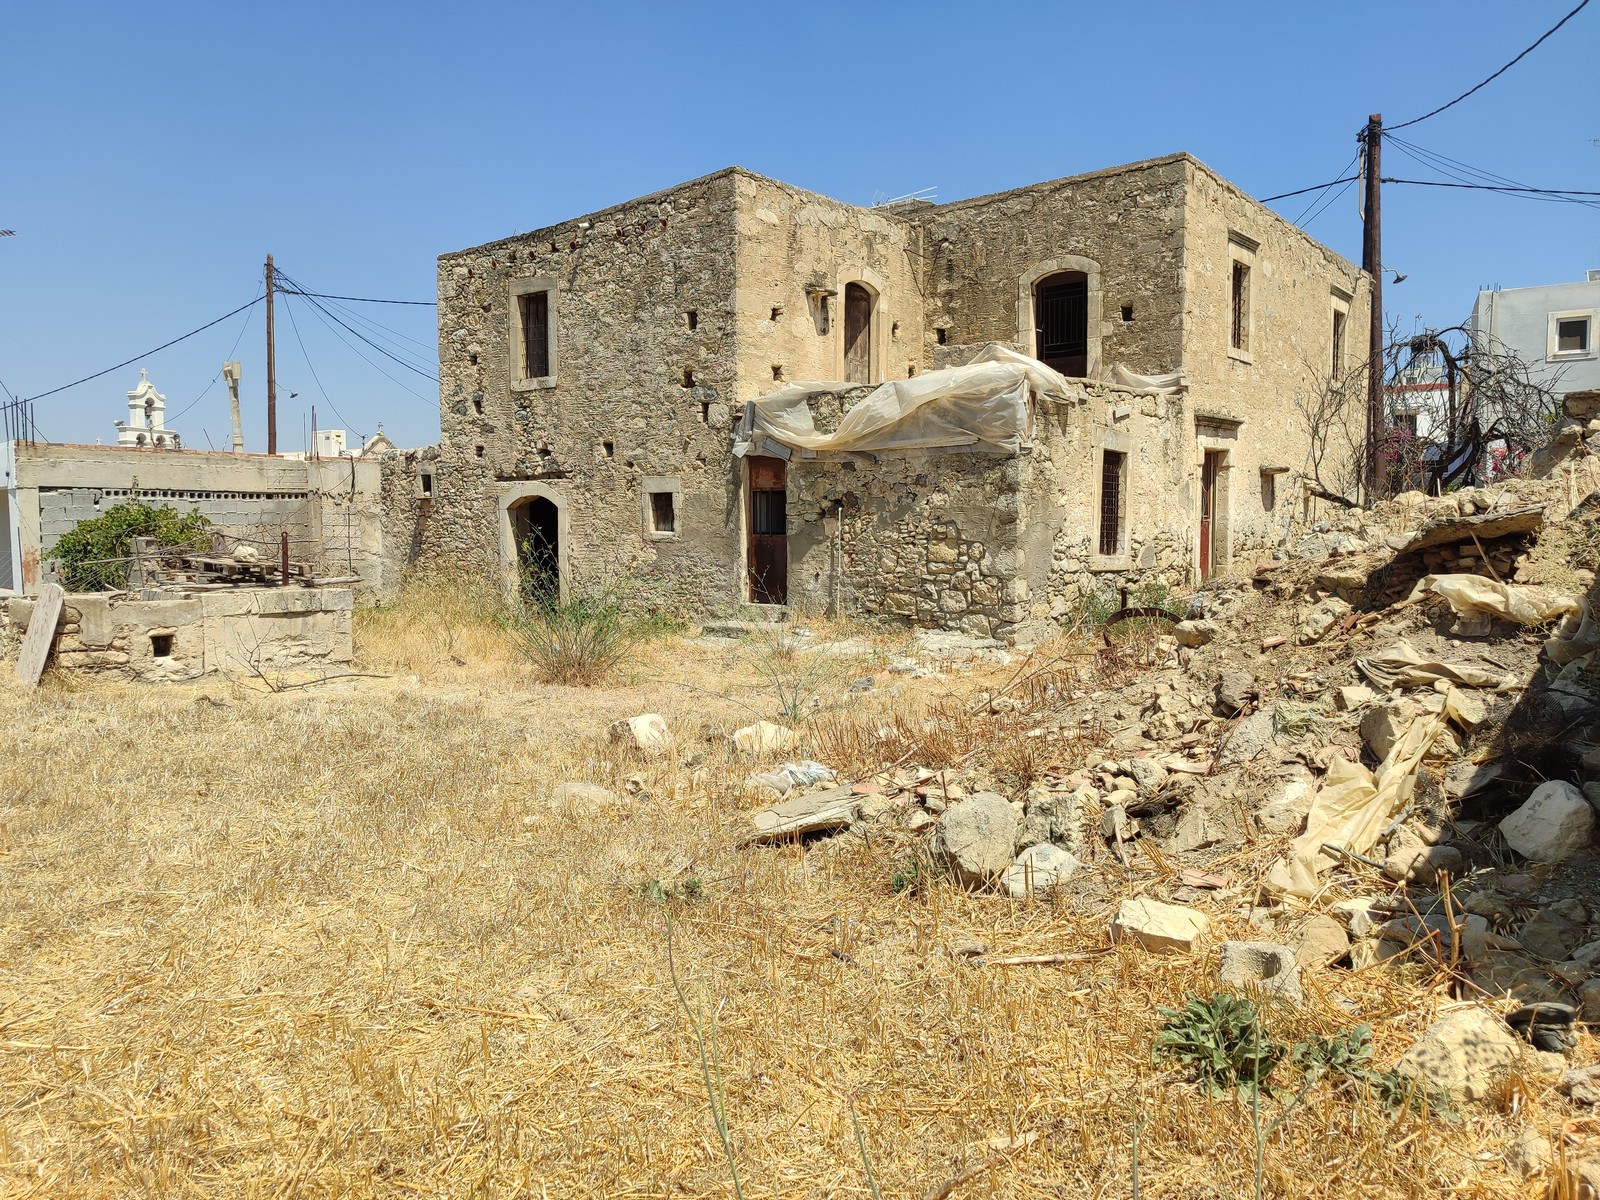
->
[1408,575,1593,664]
[1266,707,1447,898]
[745,760,835,797]
[1355,639,1516,692]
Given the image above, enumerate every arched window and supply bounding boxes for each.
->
[843,282,874,384]
[1033,270,1088,376]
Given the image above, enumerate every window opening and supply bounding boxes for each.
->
[1098,451,1126,556]
[1331,307,1346,375]
[1557,317,1590,354]
[519,291,550,378]
[682,368,695,388]
[772,364,783,381]
[935,327,947,345]
[1230,263,1251,352]
[686,309,699,330]
[1121,305,1134,323]
[1262,471,1276,511]
[843,283,873,384]
[150,634,173,658]
[1034,271,1089,376]
[649,490,676,534]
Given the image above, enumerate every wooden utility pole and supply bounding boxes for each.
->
[1361,114,1384,502]
[265,254,278,455]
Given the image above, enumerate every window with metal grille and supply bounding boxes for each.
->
[649,490,676,534]
[1230,263,1250,352]
[520,291,550,378]
[1034,272,1088,376]
[1098,451,1126,556]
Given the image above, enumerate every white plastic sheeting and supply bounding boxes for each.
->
[736,345,1070,457]
[1108,364,1186,394]
[1409,574,1598,667]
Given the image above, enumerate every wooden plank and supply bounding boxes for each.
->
[13,582,65,688]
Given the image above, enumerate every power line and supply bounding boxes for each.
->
[167,285,263,425]
[281,292,363,436]
[1261,176,1360,203]
[1298,176,1360,229]
[1389,0,1592,131]
[278,276,438,405]
[1382,176,1600,197]
[276,269,438,383]
[1290,151,1360,224]
[1386,133,1600,211]
[23,297,265,402]
[277,288,435,306]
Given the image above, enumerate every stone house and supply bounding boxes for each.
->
[426,153,1369,638]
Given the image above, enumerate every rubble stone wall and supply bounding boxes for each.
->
[434,169,746,605]
[786,451,1024,638]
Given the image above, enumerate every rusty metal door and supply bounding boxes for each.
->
[843,283,872,384]
[1199,451,1220,580]
[747,456,788,604]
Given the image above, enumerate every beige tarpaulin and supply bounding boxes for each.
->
[1266,707,1448,898]
[1355,639,1516,692]
[736,345,1066,457]
[1410,574,1597,667]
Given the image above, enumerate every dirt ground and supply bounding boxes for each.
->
[0,591,1569,1199]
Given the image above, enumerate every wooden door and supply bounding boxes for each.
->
[1199,451,1220,580]
[843,284,872,384]
[747,456,788,604]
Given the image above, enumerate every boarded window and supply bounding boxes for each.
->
[844,283,873,384]
[1098,451,1126,556]
[1331,307,1346,374]
[649,490,676,534]
[1557,317,1590,353]
[520,291,550,378]
[1230,263,1250,352]
[1035,272,1088,376]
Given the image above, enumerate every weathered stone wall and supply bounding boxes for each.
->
[4,587,353,681]
[912,155,1191,380]
[1182,161,1372,543]
[435,169,746,606]
[786,451,1025,638]
[733,174,926,396]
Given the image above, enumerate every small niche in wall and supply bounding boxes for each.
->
[770,306,783,321]
[414,465,436,499]
[686,309,699,330]
[475,445,485,458]
[891,321,900,339]
[150,633,173,659]
[472,397,484,414]
[603,439,615,458]
[935,328,948,345]
[700,402,711,424]
[1121,305,1134,322]
[469,352,479,366]
[682,368,695,388]
[771,364,783,381]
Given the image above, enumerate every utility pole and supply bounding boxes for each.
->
[265,254,278,455]
[1361,114,1384,503]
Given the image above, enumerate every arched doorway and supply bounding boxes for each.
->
[843,282,873,384]
[510,496,560,605]
[1033,270,1088,377]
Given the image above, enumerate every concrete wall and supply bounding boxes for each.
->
[1470,278,1600,399]
[4,443,389,595]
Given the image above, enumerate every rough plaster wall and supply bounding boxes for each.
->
[913,156,1190,376]
[733,174,926,396]
[787,452,1025,639]
[377,448,436,584]
[1182,161,1370,531]
[435,171,744,605]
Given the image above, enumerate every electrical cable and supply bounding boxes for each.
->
[1261,176,1360,203]
[1289,151,1360,225]
[1298,175,1359,229]
[281,291,363,437]
[1389,0,1592,131]
[1382,176,1600,197]
[275,269,438,382]
[1386,134,1600,211]
[23,296,265,402]
[276,289,434,306]
[284,281,438,405]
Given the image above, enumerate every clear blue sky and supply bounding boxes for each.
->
[4,1,1596,450]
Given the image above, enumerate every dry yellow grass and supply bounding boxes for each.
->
[0,592,1569,1198]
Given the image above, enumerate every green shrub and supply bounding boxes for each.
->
[48,501,211,591]
[1155,993,1285,1097]
[502,564,657,686]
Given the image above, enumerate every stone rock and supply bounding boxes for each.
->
[1521,910,1585,962]
[1506,1002,1579,1053]
[1375,913,1489,965]
[1001,843,1081,898]
[1563,1062,1600,1104]
[906,809,936,833]
[1299,597,1350,644]
[1110,898,1210,954]
[1393,1007,1523,1100]
[1217,940,1303,1002]
[931,793,1021,887]
[1173,619,1217,647]
[1500,780,1595,862]
[1443,759,1504,800]
[1215,670,1255,716]
[1446,689,1490,733]
[1331,896,1385,937]
[1565,388,1600,421]
[1360,699,1419,761]
[730,720,798,757]
[747,787,858,843]
[1125,757,1168,796]
[550,781,622,810]
[608,713,673,757]
[1334,684,1374,712]
[1383,832,1464,885]
[1220,707,1280,768]
[1504,1127,1553,1178]
[1290,914,1350,968]
[1255,769,1315,837]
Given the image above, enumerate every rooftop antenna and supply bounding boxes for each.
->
[872,186,938,209]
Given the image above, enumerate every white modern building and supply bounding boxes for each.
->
[1469,270,1600,400]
